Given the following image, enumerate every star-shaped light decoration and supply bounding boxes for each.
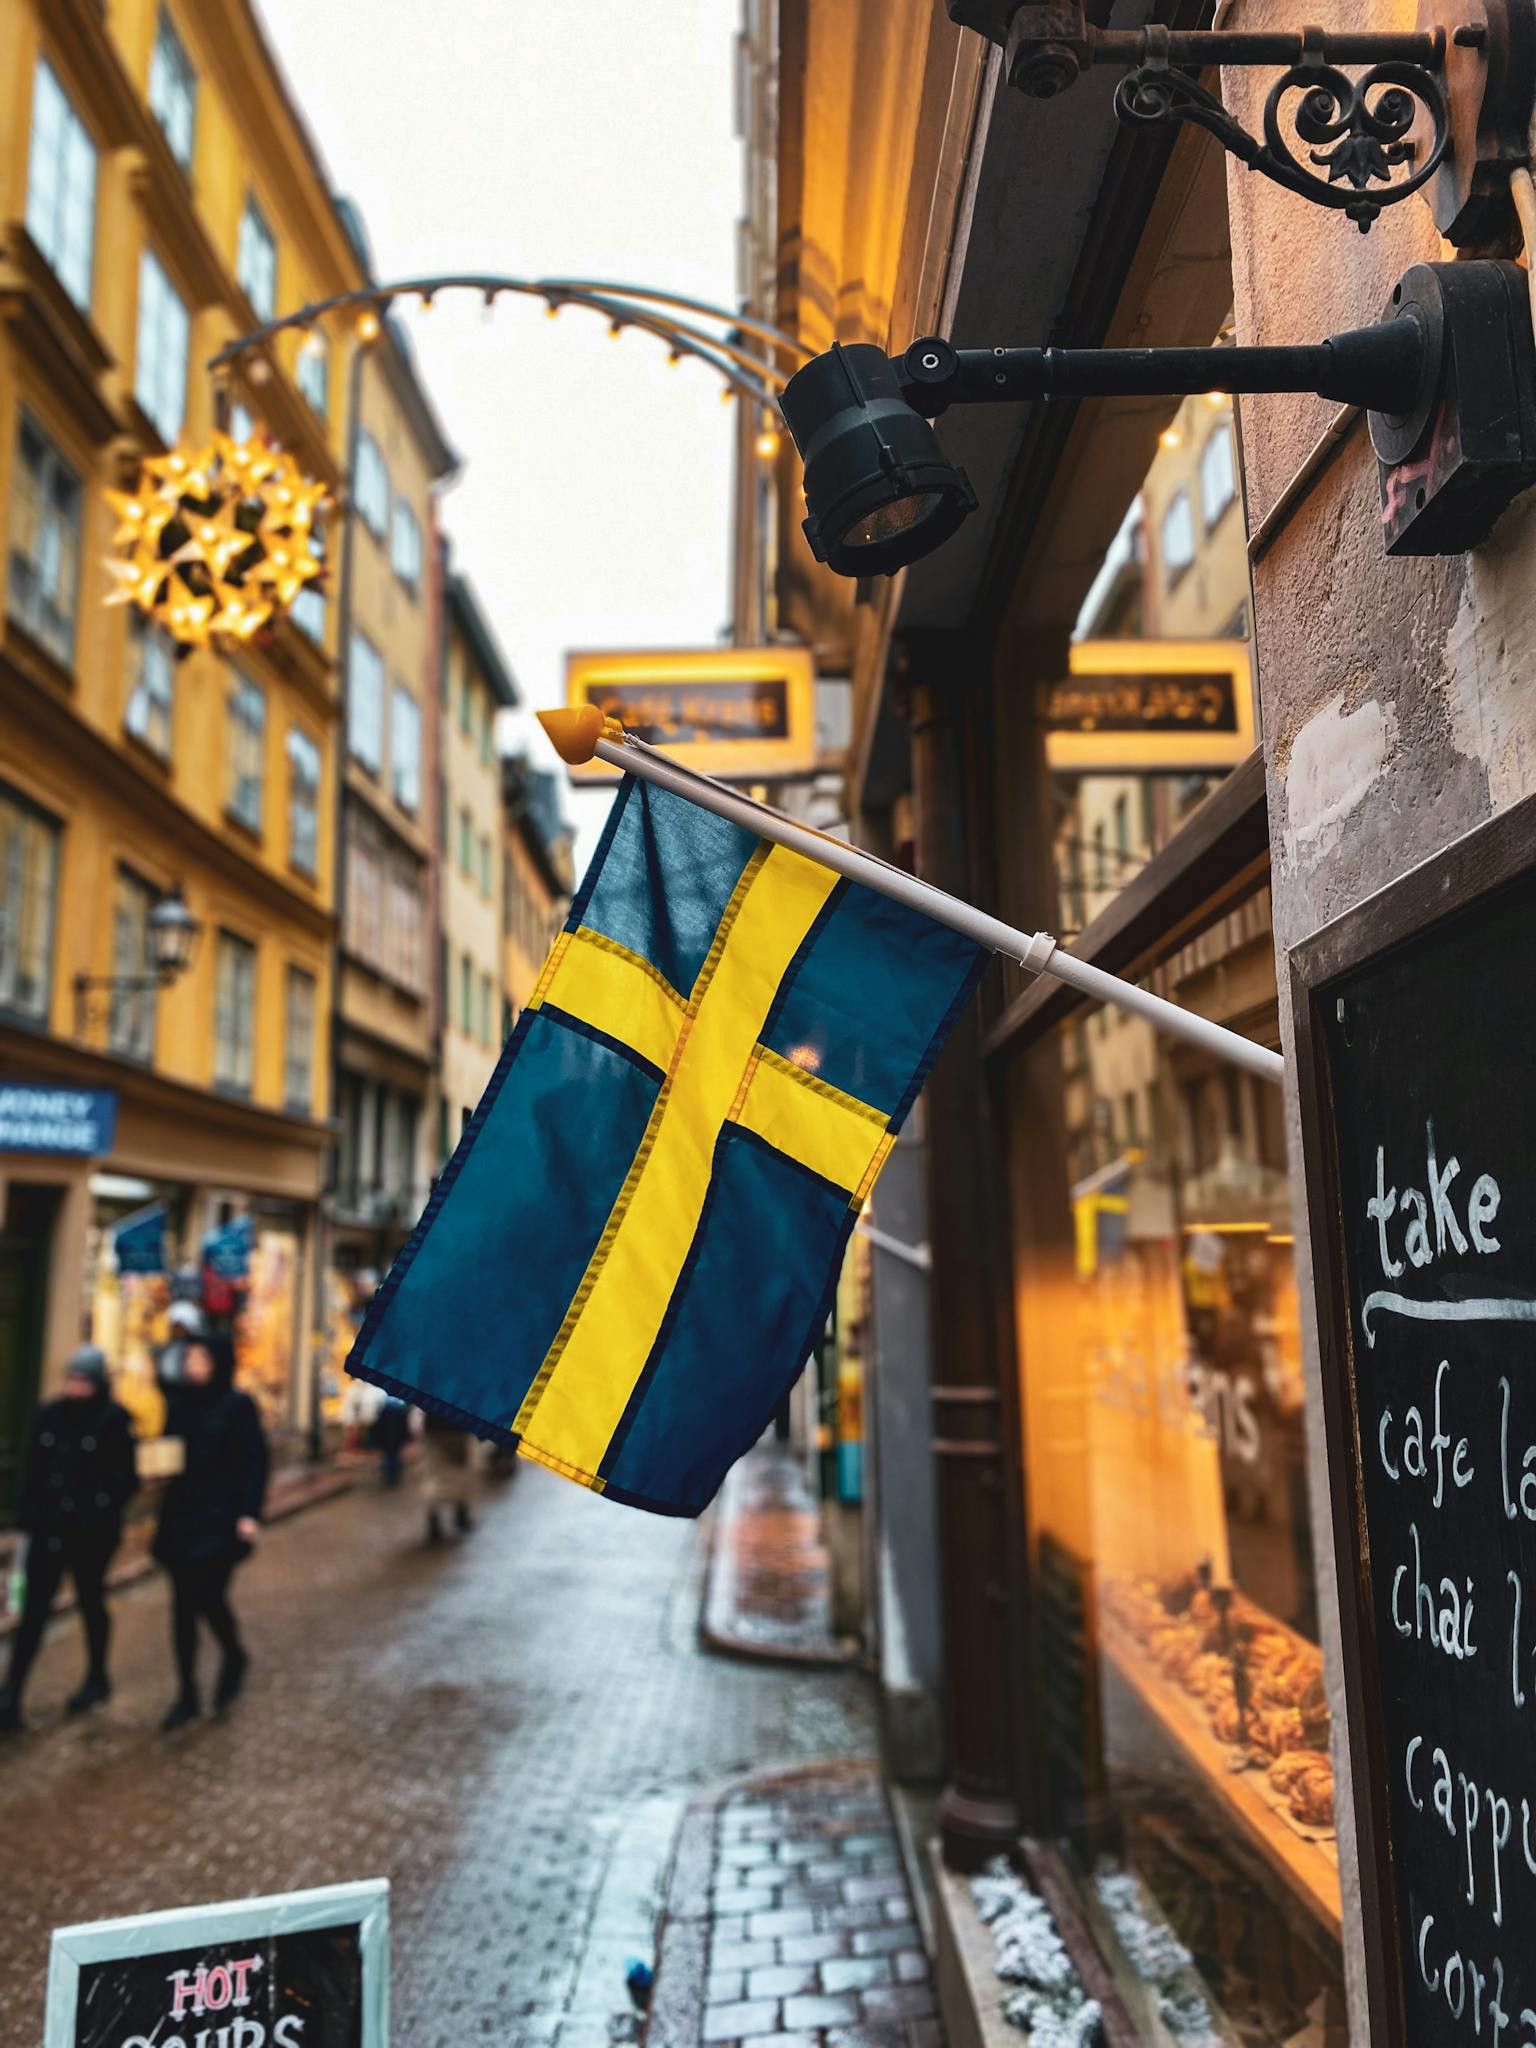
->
[105,436,328,650]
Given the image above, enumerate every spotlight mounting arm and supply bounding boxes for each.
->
[780,262,1536,573]
[892,317,1427,420]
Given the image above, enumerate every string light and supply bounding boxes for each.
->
[356,307,381,343]
[755,428,781,460]
[1159,425,1183,449]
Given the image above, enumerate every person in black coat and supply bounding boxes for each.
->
[0,1346,137,1732]
[153,1333,268,1731]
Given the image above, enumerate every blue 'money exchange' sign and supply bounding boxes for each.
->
[0,1084,118,1157]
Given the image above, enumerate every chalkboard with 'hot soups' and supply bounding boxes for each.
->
[44,1883,388,2048]
[1321,865,1536,2047]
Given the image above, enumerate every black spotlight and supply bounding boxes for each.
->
[779,342,977,577]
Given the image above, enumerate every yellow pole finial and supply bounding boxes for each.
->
[537,704,621,765]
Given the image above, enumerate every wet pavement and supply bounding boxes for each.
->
[0,1458,876,2048]
[702,1447,852,1666]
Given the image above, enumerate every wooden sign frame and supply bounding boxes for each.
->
[45,1880,389,2048]
[1289,787,1536,2045]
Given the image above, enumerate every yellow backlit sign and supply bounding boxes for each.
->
[563,647,817,782]
[1045,640,1255,775]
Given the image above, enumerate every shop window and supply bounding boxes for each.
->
[287,724,320,876]
[226,671,266,833]
[26,59,96,311]
[0,783,60,1024]
[284,965,315,1111]
[8,411,82,668]
[297,332,328,418]
[347,631,384,771]
[147,10,196,173]
[353,432,389,539]
[213,931,256,1095]
[236,194,276,320]
[108,868,156,1061]
[390,498,422,593]
[391,685,421,813]
[1009,882,1342,2043]
[1161,489,1196,586]
[1201,423,1237,530]
[124,616,175,758]
[134,249,189,445]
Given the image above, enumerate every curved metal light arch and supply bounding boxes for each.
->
[206,273,802,407]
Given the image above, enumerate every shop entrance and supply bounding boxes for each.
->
[0,1181,61,1522]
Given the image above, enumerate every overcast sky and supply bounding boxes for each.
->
[255,0,744,861]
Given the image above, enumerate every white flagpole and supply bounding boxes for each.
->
[539,711,1285,1087]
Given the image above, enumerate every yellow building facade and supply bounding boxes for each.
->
[437,563,517,1161]
[0,0,370,1500]
[501,763,572,1022]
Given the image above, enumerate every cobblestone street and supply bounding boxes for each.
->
[0,1460,876,2048]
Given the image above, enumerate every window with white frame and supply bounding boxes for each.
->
[213,931,256,1094]
[134,249,189,444]
[1161,489,1197,584]
[109,867,156,1061]
[290,513,325,641]
[26,59,96,310]
[0,783,60,1024]
[354,432,388,538]
[391,685,421,813]
[287,725,321,875]
[125,617,175,757]
[1200,423,1237,529]
[284,965,316,1111]
[227,672,266,832]
[8,412,82,667]
[390,498,422,592]
[296,332,328,417]
[348,632,384,771]
[147,10,196,172]
[236,195,276,319]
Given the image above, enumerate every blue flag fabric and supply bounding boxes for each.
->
[347,776,985,1516]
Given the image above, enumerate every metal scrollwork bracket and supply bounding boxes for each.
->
[952,1,1536,245]
[1114,27,1451,233]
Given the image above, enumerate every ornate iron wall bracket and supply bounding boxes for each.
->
[947,2,1535,242]
[1112,36,1449,232]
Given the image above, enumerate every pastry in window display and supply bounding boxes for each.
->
[1100,1569,1335,1829]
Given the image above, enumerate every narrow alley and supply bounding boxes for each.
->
[0,1465,876,2047]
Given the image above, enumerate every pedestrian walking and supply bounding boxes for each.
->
[372,1395,411,1489]
[0,1346,137,1732]
[419,1409,476,1543]
[153,1333,268,1732]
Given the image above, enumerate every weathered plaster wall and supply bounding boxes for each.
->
[1222,3,1536,2034]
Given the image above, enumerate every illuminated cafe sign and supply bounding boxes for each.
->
[1044,639,1255,775]
[564,646,817,783]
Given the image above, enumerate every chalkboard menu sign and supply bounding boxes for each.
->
[1304,850,1536,2045]
[45,1882,388,2048]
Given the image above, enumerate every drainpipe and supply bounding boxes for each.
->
[309,334,368,1463]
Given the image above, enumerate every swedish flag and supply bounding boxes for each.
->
[348,776,984,1515]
